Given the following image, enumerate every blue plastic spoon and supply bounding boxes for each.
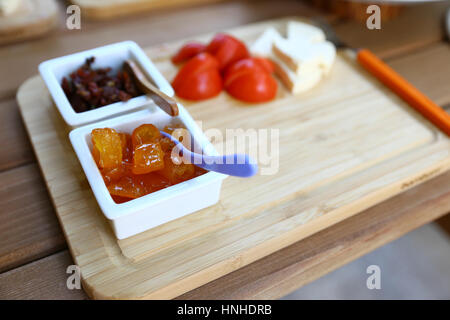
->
[160,131,258,178]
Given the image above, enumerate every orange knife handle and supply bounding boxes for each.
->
[357,48,450,136]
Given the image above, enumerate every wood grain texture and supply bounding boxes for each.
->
[71,0,227,20]
[0,251,88,300]
[180,171,450,299]
[2,170,450,300]
[0,164,66,273]
[333,1,448,59]
[16,18,450,299]
[0,0,58,45]
[387,44,450,107]
[0,99,34,171]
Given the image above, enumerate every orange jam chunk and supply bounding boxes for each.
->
[120,133,133,163]
[108,175,147,199]
[101,162,132,185]
[91,128,123,169]
[155,135,175,153]
[132,124,161,147]
[91,123,207,204]
[158,153,195,184]
[162,124,183,135]
[132,143,165,175]
[108,173,170,199]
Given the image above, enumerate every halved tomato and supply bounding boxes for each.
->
[172,52,223,101]
[206,34,250,71]
[225,72,277,103]
[252,57,276,74]
[171,42,207,64]
[172,52,219,88]
[224,58,277,103]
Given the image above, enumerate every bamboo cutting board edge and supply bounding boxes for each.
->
[17,18,450,299]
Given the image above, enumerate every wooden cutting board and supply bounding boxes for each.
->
[17,17,450,299]
[0,0,58,45]
[70,0,225,20]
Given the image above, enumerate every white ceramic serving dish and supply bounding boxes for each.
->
[39,41,174,127]
[69,105,227,239]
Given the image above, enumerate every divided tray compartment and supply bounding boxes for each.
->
[69,107,226,239]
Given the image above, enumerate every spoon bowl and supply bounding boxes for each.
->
[160,131,258,178]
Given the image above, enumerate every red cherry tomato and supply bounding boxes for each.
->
[171,42,207,64]
[174,69,222,101]
[224,57,275,87]
[172,52,219,89]
[224,58,265,87]
[226,72,277,103]
[172,52,223,101]
[206,34,250,71]
[252,57,275,74]
[224,58,277,103]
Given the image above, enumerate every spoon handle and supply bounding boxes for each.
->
[160,131,258,178]
[124,60,179,117]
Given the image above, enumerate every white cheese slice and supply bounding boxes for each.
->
[287,21,326,43]
[250,27,284,57]
[273,37,336,75]
[249,22,331,95]
[271,54,322,95]
[316,41,336,74]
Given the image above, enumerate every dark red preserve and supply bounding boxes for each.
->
[61,57,143,113]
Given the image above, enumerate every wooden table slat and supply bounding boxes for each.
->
[0,251,87,300]
[0,164,66,273]
[0,99,35,172]
[333,1,448,59]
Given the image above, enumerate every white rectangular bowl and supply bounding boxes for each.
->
[69,106,227,239]
[39,41,174,127]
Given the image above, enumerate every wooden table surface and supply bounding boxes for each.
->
[1,0,450,300]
